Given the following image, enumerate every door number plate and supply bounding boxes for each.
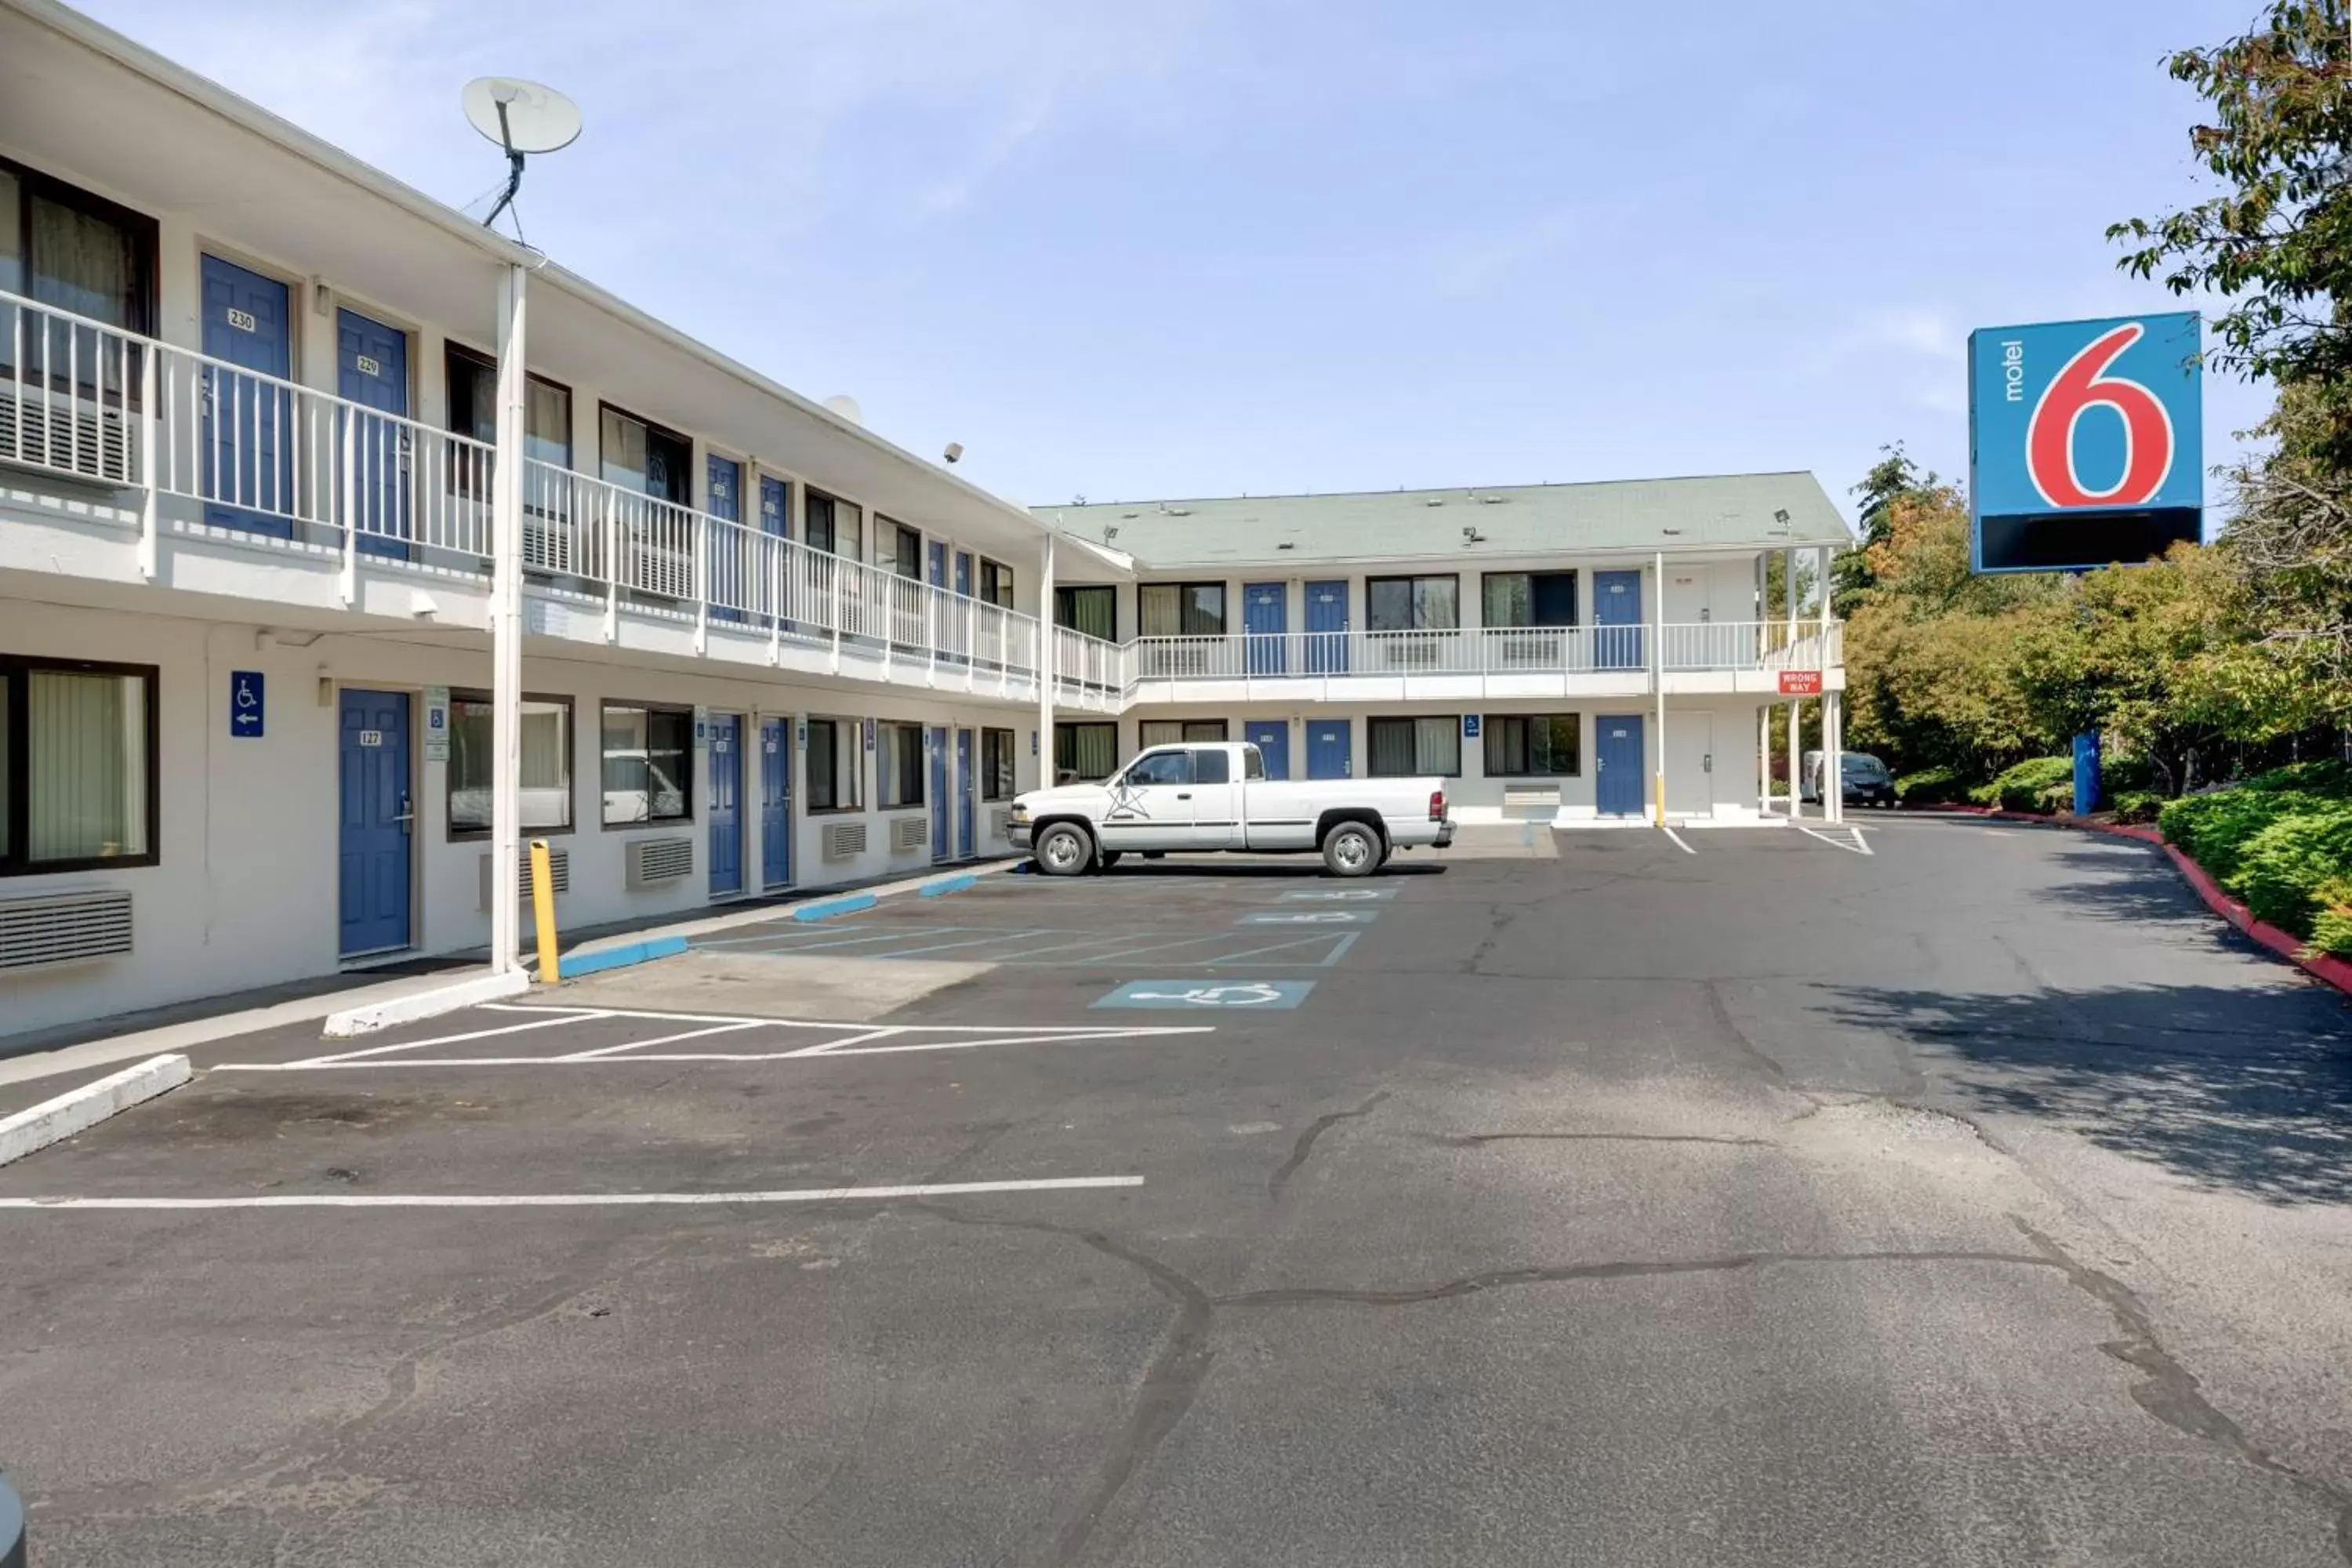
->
[356,354,382,377]
[358,730,383,748]
[226,307,258,332]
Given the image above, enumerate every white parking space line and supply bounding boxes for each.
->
[866,929,1059,958]
[790,1026,1216,1059]
[1660,826,1697,855]
[296,1011,615,1067]
[0,1176,1146,1211]
[555,1021,768,1061]
[1796,823,1875,855]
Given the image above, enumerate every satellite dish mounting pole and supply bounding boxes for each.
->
[483,100,526,234]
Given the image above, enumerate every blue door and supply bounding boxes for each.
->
[709,714,743,895]
[760,476,789,630]
[760,717,792,889]
[1596,713,1645,816]
[1307,718,1352,780]
[336,308,410,561]
[338,688,412,956]
[1305,579,1349,673]
[708,455,745,622]
[956,728,976,858]
[1244,582,1287,675]
[1245,720,1290,780]
[929,726,952,861]
[201,255,293,536]
[1595,570,1643,670]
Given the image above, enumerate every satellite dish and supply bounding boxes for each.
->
[462,76,583,237]
[822,394,863,426]
[463,78,583,154]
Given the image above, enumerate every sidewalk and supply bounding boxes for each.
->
[0,858,1013,1096]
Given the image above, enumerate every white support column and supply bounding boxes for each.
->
[1824,688,1845,824]
[1039,530,1057,784]
[1784,546,1799,819]
[1759,704,1771,815]
[1652,550,1666,824]
[136,345,158,579]
[488,262,529,977]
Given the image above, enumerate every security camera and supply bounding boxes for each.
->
[942,441,964,464]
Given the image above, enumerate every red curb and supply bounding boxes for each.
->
[1907,804,2352,999]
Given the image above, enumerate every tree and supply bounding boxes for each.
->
[1833,444,1926,618]
[2220,382,2352,707]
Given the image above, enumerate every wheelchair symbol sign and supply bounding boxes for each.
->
[1093,979,1315,1011]
[229,670,265,738]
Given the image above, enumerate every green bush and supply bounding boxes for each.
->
[2111,790,2165,825]
[1894,766,1970,805]
[2241,759,2352,797]
[2223,804,2352,936]
[2310,877,2352,959]
[2158,789,2330,881]
[2101,753,2158,794]
[1968,756,2074,812]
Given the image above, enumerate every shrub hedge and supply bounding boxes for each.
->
[1894,766,1971,805]
[2157,764,2352,956]
[1969,756,2074,812]
[2111,790,2165,825]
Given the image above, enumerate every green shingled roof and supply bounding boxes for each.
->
[1033,472,1849,568]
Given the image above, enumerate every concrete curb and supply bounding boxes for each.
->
[1922,805,2352,1000]
[1,1472,22,1568]
[920,873,979,898]
[561,935,688,978]
[321,967,530,1038]
[793,891,879,922]
[0,1053,191,1167]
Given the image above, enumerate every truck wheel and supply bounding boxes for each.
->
[1321,821,1381,878]
[1098,851,1124,870]
[1034,823,1094,877]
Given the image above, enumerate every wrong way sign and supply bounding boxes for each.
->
[1778,670,1823,696]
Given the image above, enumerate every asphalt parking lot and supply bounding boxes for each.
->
[5,818,2352,1566]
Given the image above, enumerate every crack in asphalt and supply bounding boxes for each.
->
[1267,1091,1389,1200]
[1420,1130,1777,1149]
[2013,1218,2352,1566]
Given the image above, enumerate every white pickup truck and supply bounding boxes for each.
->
[1009,741,1454,877]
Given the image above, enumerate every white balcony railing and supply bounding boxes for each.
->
[1126,622,1838,683]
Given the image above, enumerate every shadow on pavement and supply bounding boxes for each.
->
[1823,979,2352,1206]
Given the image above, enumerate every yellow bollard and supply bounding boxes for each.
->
[529,837,561,984]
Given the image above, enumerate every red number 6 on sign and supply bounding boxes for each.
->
[2025,323,2175,509]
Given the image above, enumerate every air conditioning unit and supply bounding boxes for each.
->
[1502,784,1563,814]
[891,815,928,852]
[0,390,135,486]
[991,809,1013,839]
[479,847,571,912]
[0,889,134,971]
[624,836,693,888]
[1381,639,1442,670]
[822,819,868,860]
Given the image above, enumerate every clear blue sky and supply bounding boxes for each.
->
[84,0,2273,523]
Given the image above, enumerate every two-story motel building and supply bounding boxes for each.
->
[0,0,1848,1040]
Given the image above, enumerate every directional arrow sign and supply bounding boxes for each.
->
[1235,909,1378,926]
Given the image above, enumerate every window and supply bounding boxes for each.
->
[981,728,1018,800]
[0,657,158,875]
[880,722,925,808]
[1139,582,1227,637]
[1484,714,1581,776]
[1055,585,1116,641]
[449,693,573,835]
[1368,716,1462,777]
[1192,749,1231,785]
[0,158,158,336]
[1482,572,1577,628]
[1138,719,1228,748]
[445,344,572,465]
[882,520,923,579]
[1243,746,1266,781]
[600,702,692,825]
[600,405,691,504]
[806,718,866,812]
[979,558,1015,608]
[1055,721,1119,782]
[1124,750,1192,787]
[806,490,862,558]
[1367,575,1460,632]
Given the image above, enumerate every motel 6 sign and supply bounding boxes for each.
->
[1967,311,2202,575]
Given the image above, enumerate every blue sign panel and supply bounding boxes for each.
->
[1461,714,1480,739]
[229,670,265,738]
[1968,311,2202,573]
[1093,979,1315,1011]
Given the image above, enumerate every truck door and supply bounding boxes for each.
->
[1099,748,1196,851]
[1189,746,1246,848]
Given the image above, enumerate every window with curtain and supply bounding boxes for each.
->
[1,160,156,334]
[807,717,864,811]
[600,702,692,825]
[445,345,571,462]
[982,728,1017,800]
[448,694,572,833]
[882,520,923,579]
[599,405,691,504]
[1481,572,1577,628]
[1055,586,1116,641]
[1054,721,1119,782]
[1368,716,1462,777]
[1,658,157,874]
[1483,714,1581,776]
[1138,583,1228,637]
[805,491,862,557]
[1138,719,1229,748]
[980,558,1015,608]
[1366,575,1460,632]
[880,723,925,808]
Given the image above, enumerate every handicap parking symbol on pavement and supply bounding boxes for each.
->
[1093,979,1316,1010]
[1236,909,1379,926]
[1276,887,1399,902]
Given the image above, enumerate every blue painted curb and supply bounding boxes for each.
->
[563,935,688,978]
[2,1472,24,1568]
[792,891,879,923]
[920,875,978,898]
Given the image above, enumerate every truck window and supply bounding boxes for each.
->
[1125,750,1192,787]
[1242,745,1265,781]
[1193,749,1231,784]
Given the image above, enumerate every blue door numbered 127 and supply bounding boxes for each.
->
[336,307,410,561]
[760,717,792,890]
[709,713,742,896]
[1595,713,1645,817]
[1244,582,1287,674]
[338,688,412,957]
[1245,720,1290,780]
[929,726,952,862]
[1307,719,1352,780]
[201,254,294,536]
